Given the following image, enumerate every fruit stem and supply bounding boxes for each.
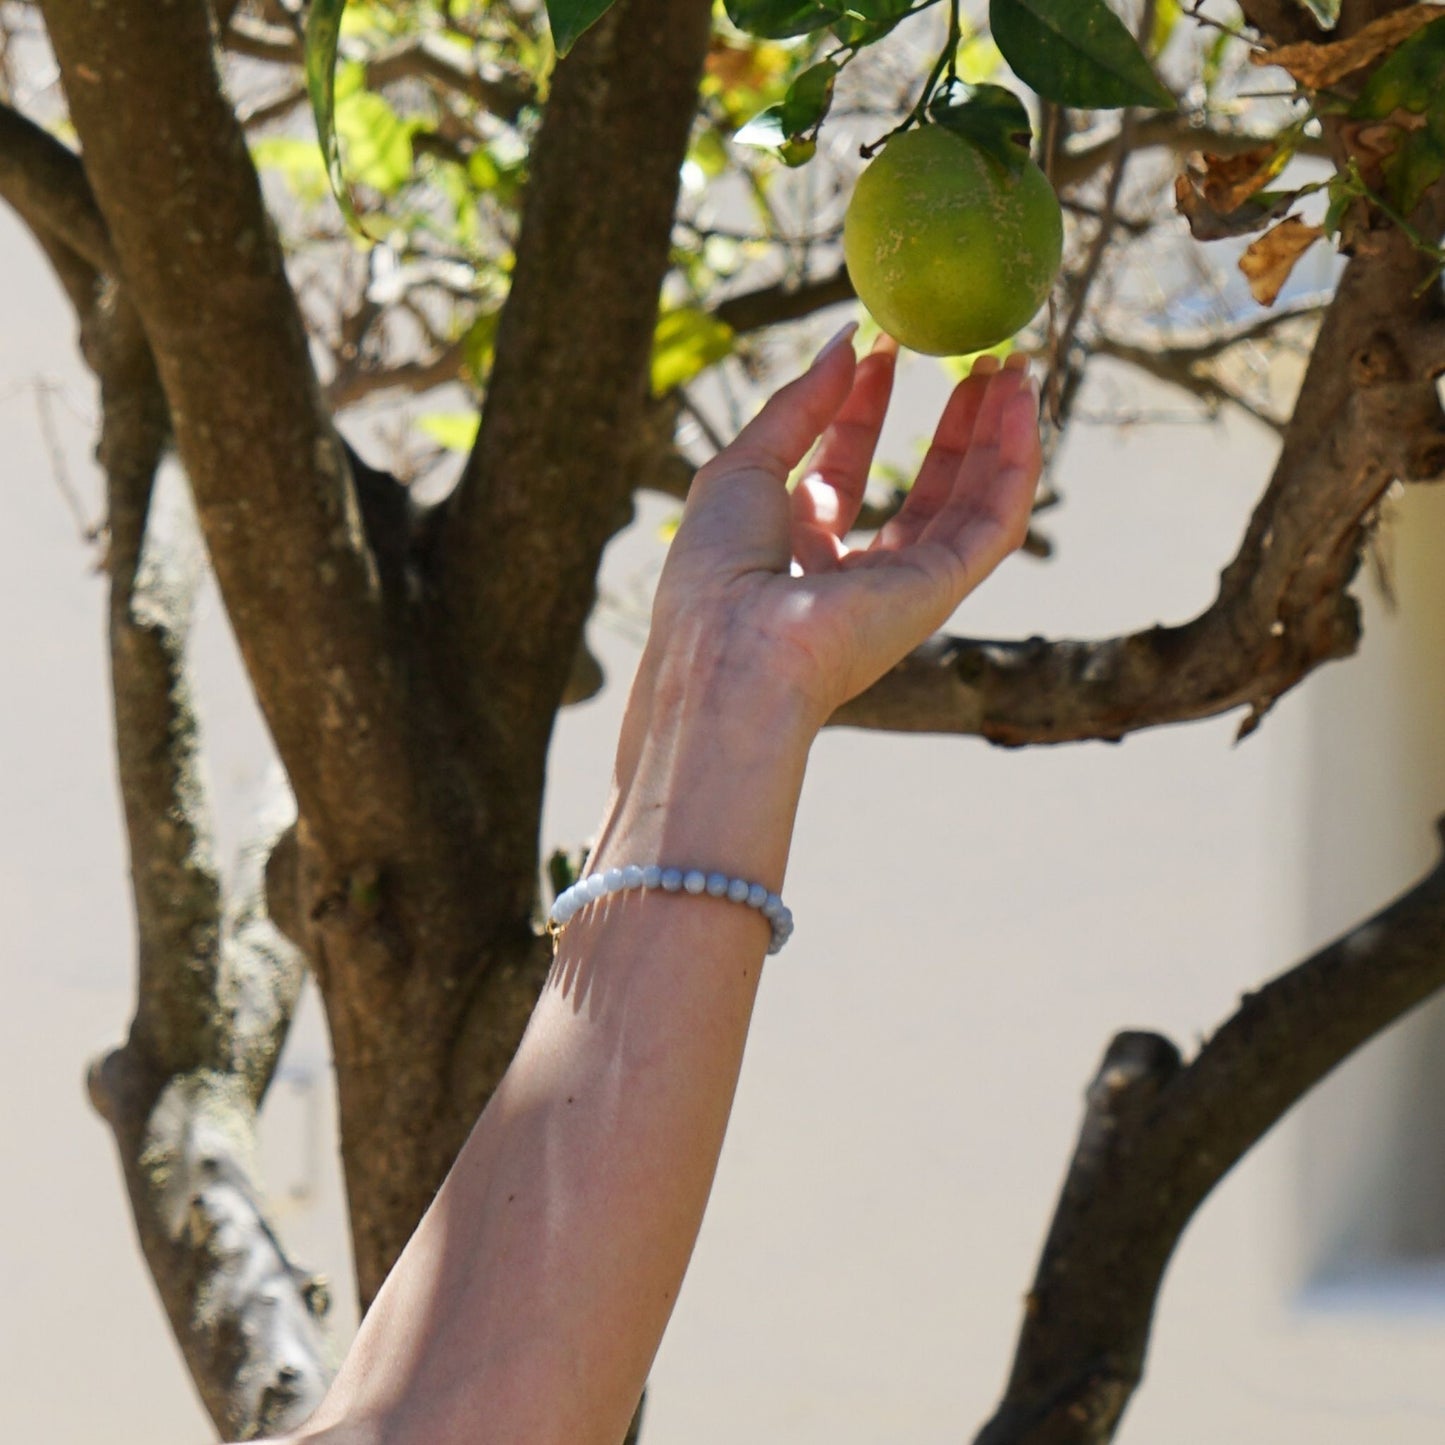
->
[862,4,962,158]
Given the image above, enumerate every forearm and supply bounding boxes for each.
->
[303,648,816,1445]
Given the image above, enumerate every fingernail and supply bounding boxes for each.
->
[812,321,859,368]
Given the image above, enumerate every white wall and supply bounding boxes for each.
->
[5,195,1445,1445]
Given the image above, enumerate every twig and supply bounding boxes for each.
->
[33,378,105,546]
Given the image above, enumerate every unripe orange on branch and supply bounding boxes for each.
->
[843,123,1063,357]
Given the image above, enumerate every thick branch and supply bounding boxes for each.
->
[40,0,417,854]
[713,265,856,334]
[0,99,114,274]
[832,195,1445,744]
[88,293,328,1437]
[225,16,533,121]
[974,821,1445,1445]
[324,342,465,410]
[439,0,714,881]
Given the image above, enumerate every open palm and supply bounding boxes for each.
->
[652,324,1043,723]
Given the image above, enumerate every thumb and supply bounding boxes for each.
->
[716,321,860,481]
[671,322,860,566]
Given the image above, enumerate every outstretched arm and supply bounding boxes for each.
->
[287,329,1041,1445]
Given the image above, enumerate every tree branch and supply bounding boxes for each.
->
[1089,302,1328,432]
[40,0,419,854]
[224,15,533,120]
[324,341,465,410]
[1053,117,1331,191]
[0,100,114,275]
[364,35,533,123]
[86,293,329,1437]
[1236,0,1324,44]
[439,0,714,882]
[974,820,1445,1445]
[831,191,1445,744]
[712,265,856,334]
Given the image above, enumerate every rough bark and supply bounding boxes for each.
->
[0,89,333,1435]
[40,0,417,858]
[90,312,331,1438]
[440,0,715,899]
[975,822,1445,1445]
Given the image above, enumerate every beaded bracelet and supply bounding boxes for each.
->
[548,864,794,955]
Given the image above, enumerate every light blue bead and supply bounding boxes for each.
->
[727,877,750,904]
[660,868,683,892]
[642,865,662,889]
[762,892,784,920]
[584,875,606,901]
[603,868,625,892]
[622,864,646,889]
[747,882,768,909]
[683,869,707,895]
[706,872,729,897]
[777,907,793,929]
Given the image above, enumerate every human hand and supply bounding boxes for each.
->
[647,323,1042,729]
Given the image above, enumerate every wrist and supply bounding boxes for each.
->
[595,644,816,900]
[632,611,827,754]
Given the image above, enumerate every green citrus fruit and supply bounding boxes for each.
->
[843,124,1063,357]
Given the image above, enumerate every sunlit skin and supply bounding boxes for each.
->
[265,331,1041,1445]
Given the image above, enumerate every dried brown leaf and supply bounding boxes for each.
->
[1193,145,1288,210]
[1240,216,1326,306]
[1175,157,1297,241]
[1252,3,1445,89]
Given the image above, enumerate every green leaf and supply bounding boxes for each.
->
[1352,14,1445,120]
[304,0,370,236]
[1149,0,1181,57]
[733,59,838,166]
[928,83,1033,175]
[781,60,839,136]
[956,30,1006,84]
[1293,0,1341,28]
[1387,125,1445,217]
[545,0,615,57]
[462,310,502,382]
[733,104,820,166]
[1201,23,1240,100]
[734,103,791,149]
[251,136,329,202]
[724,1,847,40]
[334,91,414,194]
[417,412,481,452]
[651,308,735,395]
[832,0,919,48]
[989,0,1176,110]
[1351,13,1445,215]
